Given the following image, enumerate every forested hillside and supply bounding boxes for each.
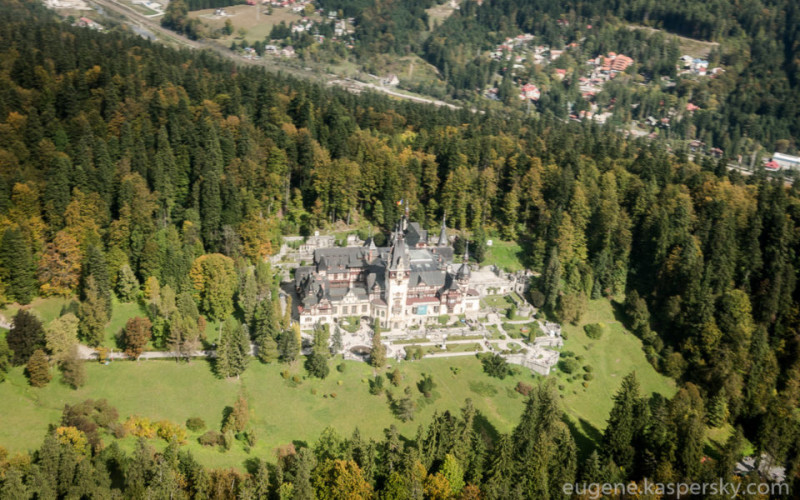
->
[0,0,800,496]
[421,0,800,152]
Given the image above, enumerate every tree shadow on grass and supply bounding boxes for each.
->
[564,415,603,461]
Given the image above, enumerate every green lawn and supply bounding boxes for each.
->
[1,296,74,325]
[0,356,531,469]
[103,300,147,349]
[555,299,676,449]
[502,322,538,339]
[483,240,524,272]
[0,296,676,470]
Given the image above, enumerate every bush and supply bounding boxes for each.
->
[417,374,436,398]
[515,381,533,397]
[583,365,593,373]
[336,363,346,373]
[529,289,545,308]
[305,353,330,379]
[369,375,384,395]
[584,323,604,340]
[480,353,511,379]
[280,369,290,379]
[109,422,127,439]
[186,417,206,432]
[583,373,594,381]
[156,420,187,444]
[558,358,580,374]
[199,430,223,447]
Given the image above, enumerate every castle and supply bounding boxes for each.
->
[294,217,480,330]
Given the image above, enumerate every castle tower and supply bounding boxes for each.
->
[438,213,448,246]
[456,240,471,284]
[385,228,410,330]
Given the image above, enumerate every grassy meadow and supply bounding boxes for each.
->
[0,295,677,468]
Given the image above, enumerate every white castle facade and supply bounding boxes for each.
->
[294,217,480,329]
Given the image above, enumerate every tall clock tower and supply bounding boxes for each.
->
[385,223,410,330]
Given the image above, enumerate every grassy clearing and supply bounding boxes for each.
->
[502,322,538,339]
[625,24,719,58]
[555,299,675,449]
[481,294,514,311]
[0,296,675,469]
[0,356,529,469]
[1,297,74,325]
[189,5,319,45]
[426,0,460,30]
[483,240,525,272]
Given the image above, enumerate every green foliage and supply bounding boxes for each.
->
[186,417,206,432]
[0,337,10,383]
[45,313,79,360]
[59,346,87,389]
[122,317,152,359]
[7,309,45,365]
[305,353,330,379]
[0,228,36,304]
[78,276,109,347]
[215,318,250,378]
[26,349,51,387]
[557,358,580,374]
[190,254,237,321]
[479,353,510,379]
[115,265,139,302]
[369,329,386,368]
[583,323,604,340]
[368,374,384,395]
[278,326,300,363]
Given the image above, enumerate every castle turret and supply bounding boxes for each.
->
[438,213,448,246]
[385,228,410,329]
[456,240,471,282]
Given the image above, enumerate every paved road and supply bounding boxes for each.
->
[89,0,463,111]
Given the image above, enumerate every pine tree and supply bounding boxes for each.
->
[116,264,140,302]
[26,349,52,387]
[7,309,46,365]
[81,245,112,317]
[0,227,37,304]
[216,318,250,378]
[542,246,562,310]
[293,448,316,500]
[59,345,87,389]
[313,324,330,358]
[331,326,343,354]
[78,276,109,347]
[257,332,279,363]
[238,269,258,326]
[279,326,301,363]
[370,322,386,368]
[252,459,271,498]
[602,372,647,474]
[0,336,11,383]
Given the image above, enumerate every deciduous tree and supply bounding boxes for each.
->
[123,317,152,360]
[7,309,45,365]
[26,349,52,387]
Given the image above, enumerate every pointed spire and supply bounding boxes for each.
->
[464,239,469,262]
[438,212,448,246]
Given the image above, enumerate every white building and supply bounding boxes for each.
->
[294,217,480,329]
